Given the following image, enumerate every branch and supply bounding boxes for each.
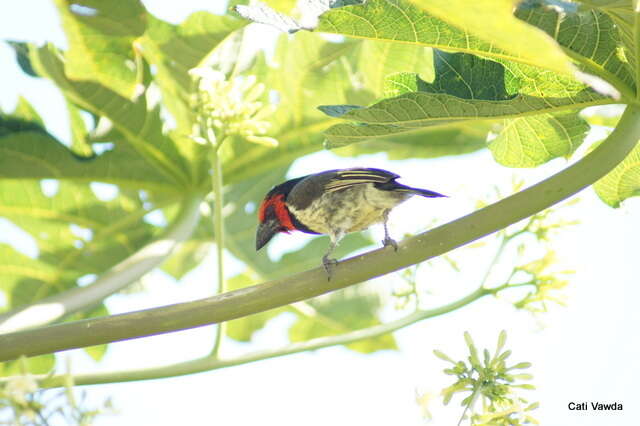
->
[209,138,227,357]
[1,105,639,361]
[26,287,490,388]
[0,192,203,334]
[635,0,640,99]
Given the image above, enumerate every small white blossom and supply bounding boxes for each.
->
[190,68,278,147]
[5,374,38,406]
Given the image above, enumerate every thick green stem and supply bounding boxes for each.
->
[0,193,203,334]
[22,287,489,388]
[1,105,639,362]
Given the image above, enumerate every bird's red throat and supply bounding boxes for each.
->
[258,194,296,232]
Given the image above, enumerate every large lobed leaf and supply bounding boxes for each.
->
[139,12,247,135]
[25,43,192,188]
[0,180,160,311]
[53,0,148,99]
[516,1,635,97]
[579,0,638,79]
[0,102,181,194]
[594,140,640,207]
[288,287,397,353]
[408,0,574,75]
[488,112,589,167]
[322,49,597,166]
[317,0,573,75]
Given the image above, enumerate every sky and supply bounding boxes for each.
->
[1,1,639,425]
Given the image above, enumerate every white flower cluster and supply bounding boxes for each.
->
[189,68,278,147]
[2,373,39,420]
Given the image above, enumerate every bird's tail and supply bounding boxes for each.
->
[377,181,447,198]
[401,186,447,198]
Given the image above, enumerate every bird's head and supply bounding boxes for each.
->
[256,180,301,251]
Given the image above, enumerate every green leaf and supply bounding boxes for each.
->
[139,12,247,134]
[27,42,191,189]
[574,1,636,64]
[331,121,490,158]
[352,40,435,99]
[66,100,94,157]
[384,72,430,98]
[84,344,108,362]
[161,222,211,280]
[53,0,147,99]
[0,180,161,311]
[464,331,476,351]
[289,288,397,353]
[496,330,507,354]
[66,304,110,361]
[509,362,532,370]
[0,244,62,312]
[10,96,45,126]
[488,112,590,167]
[6,40,38,77]
[594,139,640,206]
[434,349,456,364]
[317,0,572,75]
[515,2,635,98]
[408,0,573,75]
[345,79,596,126]
[0,120,181,194]
[226,271,286,342]
[0,354,55,377]
[321,51,603,150]
[425,51,511,100]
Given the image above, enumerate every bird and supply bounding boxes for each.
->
[255,167,446,278]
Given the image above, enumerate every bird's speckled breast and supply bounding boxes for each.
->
[287,183,409,235]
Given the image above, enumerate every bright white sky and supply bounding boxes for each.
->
[1,1,639,425]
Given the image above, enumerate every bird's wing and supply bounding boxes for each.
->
[322,168,399,193]
[287,168,399,209]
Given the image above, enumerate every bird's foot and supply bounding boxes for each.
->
[322,255,339,280]
[382,236,398,252]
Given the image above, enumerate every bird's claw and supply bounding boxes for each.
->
[382,237,398,252]
[322,255,339,280]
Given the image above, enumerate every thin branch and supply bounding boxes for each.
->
[1,104,640,361]
[0,193,203,334]
[634,0,640,99]
[25,287,489,388]
[209,138,227,357]
[458,383,482,426]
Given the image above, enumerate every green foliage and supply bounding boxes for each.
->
[318,0,567,73]
[436,331,538,425]
[0,361,113,425]
[489,112,589,167]
[53,0,147,99]
[0,179,157,304]
[314,0,638,173]
[1,0,640,418]
[408,0,573,75]
[289,288,397,353]
[516,1,635,93]
[594,140,640,206]
[226,271,286,341]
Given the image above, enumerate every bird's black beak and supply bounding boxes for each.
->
[256,219,280,251]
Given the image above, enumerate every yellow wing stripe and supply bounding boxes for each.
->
[324,170,395,193]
